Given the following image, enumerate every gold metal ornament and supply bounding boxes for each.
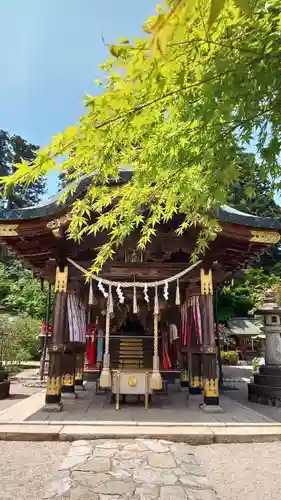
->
[0,224,19,236]
[75,369,83,381]
[47,214,71,238]
[62,374,74,386]
[190,376,202,388]
[200,269,213,295]
[180,370,189,382]
[250,230,280,244]
[46,376,61,395]
[55,266,68,292]
[128,376,137,387]
[47,214,71,230]
[204,378,219,397]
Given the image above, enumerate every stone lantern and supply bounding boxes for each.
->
[248,288,281,406]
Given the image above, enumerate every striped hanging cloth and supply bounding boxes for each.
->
[187,300,194,346]
[193,296,202,344]
[181,303,187,346]
[162,330,171,369]
[68,294,87,343]
[89,325,97,365]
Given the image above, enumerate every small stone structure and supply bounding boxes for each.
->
[248,289,281,406]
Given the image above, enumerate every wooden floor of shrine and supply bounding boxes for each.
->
[26,380,275,424]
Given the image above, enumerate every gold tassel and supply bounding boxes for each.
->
[151,356,162,390]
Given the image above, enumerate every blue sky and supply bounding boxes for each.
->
[0,0,157,197]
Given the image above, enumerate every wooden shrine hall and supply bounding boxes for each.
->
[0,170,280,412]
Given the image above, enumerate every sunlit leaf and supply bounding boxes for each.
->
[208,0,226,30]
[234,0,252,15]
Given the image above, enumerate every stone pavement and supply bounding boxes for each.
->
[26,381,274,424]
[44,438,218,500]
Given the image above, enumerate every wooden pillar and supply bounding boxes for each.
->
[44,266,68,411]
[200,268,221,411]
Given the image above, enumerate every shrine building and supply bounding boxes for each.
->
[0,169,280,412]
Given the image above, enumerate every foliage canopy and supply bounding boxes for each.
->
[217,267,281,321]
[0,314,41,363]
[0,253,47,319]
[1,1,281,274]
[0,130,45,208]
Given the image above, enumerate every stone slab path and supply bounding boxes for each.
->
[27,382,274,425]
[44,439,218,500]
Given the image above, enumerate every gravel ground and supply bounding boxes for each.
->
[0,441,70,500]
[196,442,281,500]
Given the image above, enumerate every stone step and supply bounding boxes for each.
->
[248,382,281,404]
[259,366,281,376]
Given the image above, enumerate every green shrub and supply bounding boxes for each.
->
[221,350,238,365]
[0,314,41,363]
[252,357,262,373]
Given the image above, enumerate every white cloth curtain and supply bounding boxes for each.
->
[67,293,86,343]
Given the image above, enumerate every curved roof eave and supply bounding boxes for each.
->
[0,169,280,230]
